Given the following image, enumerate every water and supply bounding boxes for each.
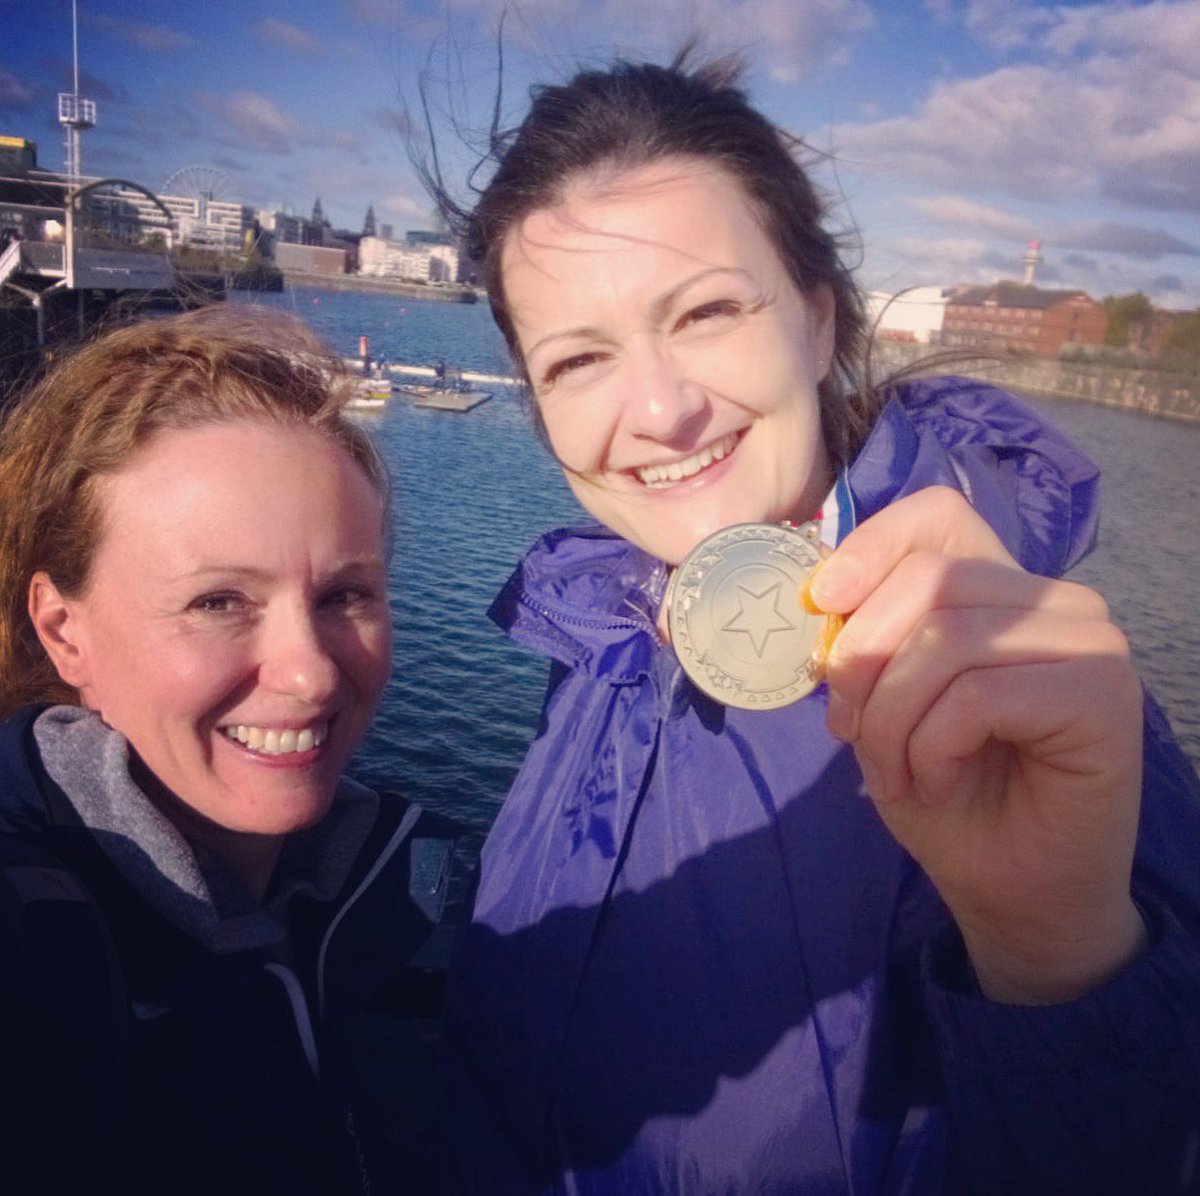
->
[235,287,1199,830]
[1018,391,1200,767]
[236,286,586,830]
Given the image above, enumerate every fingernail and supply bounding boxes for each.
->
[810,554,863,610]
[826,690,858,742]
[799,562,825,614]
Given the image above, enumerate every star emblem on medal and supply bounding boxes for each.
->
[721,581,797,656]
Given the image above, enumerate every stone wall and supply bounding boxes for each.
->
[874,345,1200,423]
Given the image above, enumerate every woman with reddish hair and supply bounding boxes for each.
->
[0,308,458,1194]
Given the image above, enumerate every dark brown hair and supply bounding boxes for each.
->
[431,50,877,462]
[0,306,388,717]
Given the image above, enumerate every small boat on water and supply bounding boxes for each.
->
[401,382,491,412]
[400,366,492,412]
[345,376,392,412]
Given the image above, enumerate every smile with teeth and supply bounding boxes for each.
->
[635,431,739,487]
[223,723,328,756]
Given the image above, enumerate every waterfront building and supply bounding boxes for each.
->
[255,208,311,254]
[942,282,1107,357]
[358,233,459,283]
[106,187,254,254]
[866,286,953,344]
[0,136,38,173]
[307,197,332,246]
[274,241,348,274]
[0,139,177,397]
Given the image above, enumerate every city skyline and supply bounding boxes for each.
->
[4,0,1198,307]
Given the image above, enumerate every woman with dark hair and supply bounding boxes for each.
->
[0,308,460,1194]
[438,54,1200,1193]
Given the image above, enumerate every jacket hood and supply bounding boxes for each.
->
[490,375,1100,678]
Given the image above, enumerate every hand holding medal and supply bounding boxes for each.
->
[668,486,1147,1004]
[803,485,1148,1004]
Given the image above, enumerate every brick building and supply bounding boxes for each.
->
[942,282,1107,357]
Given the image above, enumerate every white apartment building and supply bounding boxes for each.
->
[358,234,459,282]
[102,185,254,254]
[256,208,307,246]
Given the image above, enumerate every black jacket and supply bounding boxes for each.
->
[0,706,466,1195]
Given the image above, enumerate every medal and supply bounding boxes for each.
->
[666,521,831,710]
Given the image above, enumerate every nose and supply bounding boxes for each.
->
[259,605,339,706]
[624,340,708,445]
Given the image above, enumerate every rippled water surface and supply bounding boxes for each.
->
[1021,391,1200,768]
[236,288,1199,827]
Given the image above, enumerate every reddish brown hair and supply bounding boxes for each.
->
[0,306,387,717]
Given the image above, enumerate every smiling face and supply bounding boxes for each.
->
[46,419,391,856]
[502,156,837,565]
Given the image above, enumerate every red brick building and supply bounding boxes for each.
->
[941,282,1108,357]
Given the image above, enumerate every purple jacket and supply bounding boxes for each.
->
[445,377,1200,1194]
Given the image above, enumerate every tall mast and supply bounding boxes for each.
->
[58,0,96,181]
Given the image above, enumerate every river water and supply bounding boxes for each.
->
[234,287,1199,828]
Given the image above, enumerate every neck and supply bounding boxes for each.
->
[130,754,283,901]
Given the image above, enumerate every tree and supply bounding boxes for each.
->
[1102,292,1154,348]
[1166,309,1200,356]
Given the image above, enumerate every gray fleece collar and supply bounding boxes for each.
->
[33,706,379,954]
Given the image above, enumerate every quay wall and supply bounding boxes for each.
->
[275,269,478,303]
[876,345,1200,424]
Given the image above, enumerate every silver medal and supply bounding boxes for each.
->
[667,521,827,710]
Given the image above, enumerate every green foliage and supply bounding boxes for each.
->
[1167,310,1200,356]
[1101,291,1154,347]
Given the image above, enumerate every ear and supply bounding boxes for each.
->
[809,283,837,383]
[28,571,93,693]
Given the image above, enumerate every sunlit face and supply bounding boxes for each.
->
[55,420,391,846]
[503,156,836,565]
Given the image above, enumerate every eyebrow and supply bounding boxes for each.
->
[524,266,755,359]
[177,558,385,584]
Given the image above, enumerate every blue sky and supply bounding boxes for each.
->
[4,0,1198,307]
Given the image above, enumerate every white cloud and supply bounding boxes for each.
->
[1023,1,1199,76]
[377,0,875,80]
[257,19,324,58]
[384,192,429,220]
[89,14,197,53]
[0,68,37,107]
[1049,221,1200,261]
[958,0,1057,52]
[204,92,303,154]
[905,194,1035,239]
[602,0,875,80]
[835,52,1200,215]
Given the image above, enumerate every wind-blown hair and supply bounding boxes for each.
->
[0,306,388,718]
[430,49,877,464]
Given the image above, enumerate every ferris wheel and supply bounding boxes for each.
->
[161,165,236,205]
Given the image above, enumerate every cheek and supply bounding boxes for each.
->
[539,399,610,475]
[344,618,393,697]
[90,623,216,703]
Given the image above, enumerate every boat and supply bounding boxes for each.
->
[399,366,492,412]
[345,375,392,412]
[401,382,492,412]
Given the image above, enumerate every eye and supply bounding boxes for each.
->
[540,350,607,389]
[188,591,248,616]
[320,583,380,611]
[676,299,742,330]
